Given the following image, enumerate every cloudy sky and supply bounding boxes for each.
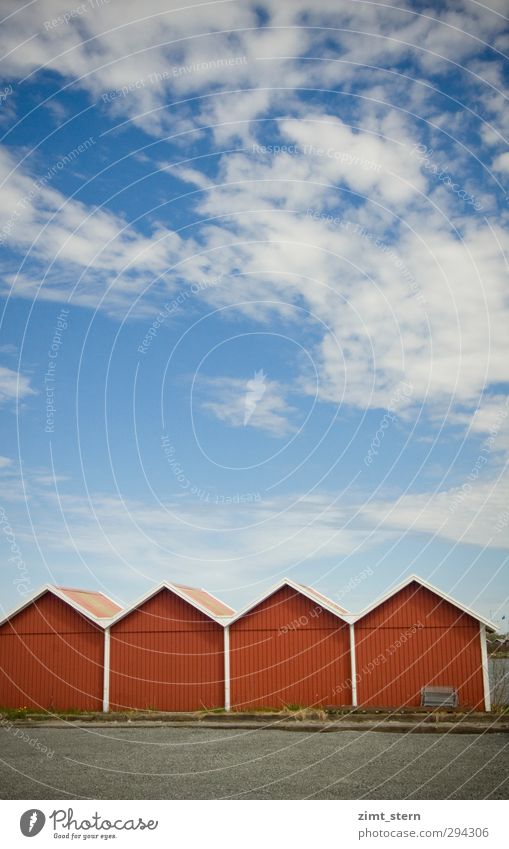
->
[0,0,508,622]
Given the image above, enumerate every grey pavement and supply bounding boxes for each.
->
[0,726,507,800]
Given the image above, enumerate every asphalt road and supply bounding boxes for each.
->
[1,726,507,800]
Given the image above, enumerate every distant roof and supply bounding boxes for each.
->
[55,586,122,619]
[173,584,235,618]
[297,583,350,616]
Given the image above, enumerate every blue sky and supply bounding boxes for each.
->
[0,0,508,624]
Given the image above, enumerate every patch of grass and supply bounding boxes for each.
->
[0,707,32,720]
[0,707,105,721]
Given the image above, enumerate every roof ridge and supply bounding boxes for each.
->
[295,581,350,612]
[174,584,235,614]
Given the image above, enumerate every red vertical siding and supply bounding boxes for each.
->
[230,584,351,709]
[0,592,104,710]
[109,588,224,711]
[355,582,485,708]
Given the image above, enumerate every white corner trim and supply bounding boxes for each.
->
[480,624,491,712]
[224,625,231,711]
[103,627,111,713]
[223,625,231,710]
[349,623,358,707]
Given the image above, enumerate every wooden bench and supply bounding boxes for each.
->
[421,686,458,708]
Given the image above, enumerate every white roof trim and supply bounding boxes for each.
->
[2,575,495,634]
[352,574,497,631]
[108,581,230,627]
[226,577,352,626]
[0,585,110,629]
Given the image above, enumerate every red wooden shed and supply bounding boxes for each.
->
[108,582,234,712]
[353,576,492,710]
[0,585,121,711]
[1,574,494,714]
[228,579,352,710]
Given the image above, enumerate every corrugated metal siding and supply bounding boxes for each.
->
[230,585,351,709]
[0,592,103,710]
[109,588,224,711]
[355,582,485,708]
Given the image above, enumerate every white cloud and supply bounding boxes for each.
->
[361,393,509,551]
[23,483,393,593]
[448,395,509,441]
[0,1,508,539]
[279,115,426,203]
[363,474,509,551]
[155,132,509,416]
[0,146,195,313]
[492,152,509,174]
[0,0,505,140]
[0,365,35,403]
[199,373,299,436]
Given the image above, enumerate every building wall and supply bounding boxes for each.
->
[109,588,224,711]
[0,592,104,711]
[355,582,485,708]
[0,581,489,714]
[230,584,351,709]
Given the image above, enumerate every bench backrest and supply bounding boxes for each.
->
[421,686,458,707]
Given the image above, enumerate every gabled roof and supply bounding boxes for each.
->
[227,577,351,626]
[172,584,234,618]
[0,584,121,629]
[108,580,234,628]
[352,574,497,631]
[1,575,494,633]
[296,583,349,616]
[55,586,122,619]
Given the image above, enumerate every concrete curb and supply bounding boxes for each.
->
[6,718,509,734]
[7,709,504,723]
